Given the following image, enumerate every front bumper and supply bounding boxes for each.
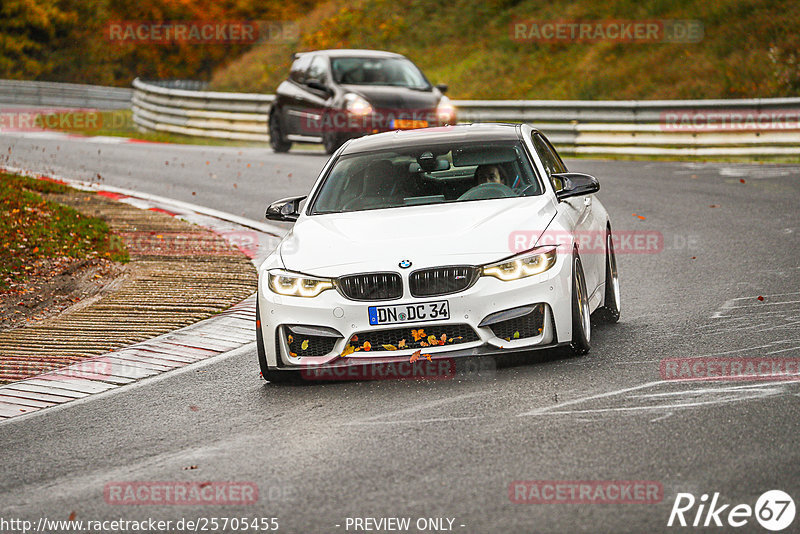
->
[257,257,573,370]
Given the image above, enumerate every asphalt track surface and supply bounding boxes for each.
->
[1,132,800,533]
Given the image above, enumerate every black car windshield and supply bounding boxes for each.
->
[330,57,430,89]
[310,141,543,214]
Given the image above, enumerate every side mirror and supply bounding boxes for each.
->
[435,83,448,94]
[306,79,330,93]
[552,172,600,200]
[266,196,307,222]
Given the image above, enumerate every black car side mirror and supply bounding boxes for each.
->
[435,83,448,94]
[551,173,600,200]
[306,79,330,94]
[266,196,307,222]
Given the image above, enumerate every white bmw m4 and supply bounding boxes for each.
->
[257,123,620,382]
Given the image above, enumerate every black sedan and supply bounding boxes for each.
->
[268,49,455,154]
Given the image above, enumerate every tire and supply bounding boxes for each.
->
[569,251,591,355]
[256,300,300,384]
[594,228,621,323]
[268,110,292,153]
[322,127,343,154]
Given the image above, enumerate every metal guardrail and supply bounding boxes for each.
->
[0,79,133,109]
[6,78,796,157]
[132,78,800,156]
[132,78,273,141]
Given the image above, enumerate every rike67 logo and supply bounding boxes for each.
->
[668,490,795,531]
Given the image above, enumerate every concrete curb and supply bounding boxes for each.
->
[0,167,287,421]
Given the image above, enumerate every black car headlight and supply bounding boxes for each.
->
[344,93,373,116]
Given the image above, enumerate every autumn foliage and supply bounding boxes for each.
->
[0,0,322,85]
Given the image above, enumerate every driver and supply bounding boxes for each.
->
[474,164,505,185]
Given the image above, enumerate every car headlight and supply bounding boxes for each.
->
[344,93,373,116]
[268,270,334,297]
[436,96,456,124]
[482,246,557,281]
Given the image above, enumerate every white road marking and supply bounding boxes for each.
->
[517,381,663,417]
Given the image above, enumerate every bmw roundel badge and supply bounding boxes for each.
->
[399,259,412,269]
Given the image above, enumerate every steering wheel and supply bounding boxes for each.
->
[458,182,517,201]
[516,184,540,196]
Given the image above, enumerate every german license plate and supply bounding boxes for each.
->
[368,300,449,326]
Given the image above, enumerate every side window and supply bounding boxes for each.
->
[532,133,566,190]
[307,56,328,82]
[289,55,312,84]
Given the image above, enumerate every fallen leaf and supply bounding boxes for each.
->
[425,353,432,361]
[382,344,398,351]
[287,335,293,344]
[513,331,520,339]
[351,334,358,342]
[189,405,199,412]
[362,341,372,351]
[341,345,355,357]
[398,339,407,348]
[740,178,746,183]
[301,339,309,350]
[409,350,421,363]
[411,329,426,341]
[183,465,198,470]
[757,296,764,301]
[709,204,719,208]
[68,512,76,521]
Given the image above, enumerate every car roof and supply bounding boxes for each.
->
[295,49,406,59]
[339,123,525,154]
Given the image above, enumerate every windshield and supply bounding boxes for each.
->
[330,57,430,89]
[310,141,543,214]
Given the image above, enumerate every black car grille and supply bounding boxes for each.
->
[488,304,545,341]
[409,266,479,297]
[337,272,402,301]
[279,328,339,357]
[347,324,479,352]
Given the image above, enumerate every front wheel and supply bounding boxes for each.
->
[268,110,292,153]
[569,252,591,355]
[322,128,343,154]
[594,229,621,323]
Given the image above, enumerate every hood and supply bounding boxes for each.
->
[341,84,440,111]
[278,196,557,277]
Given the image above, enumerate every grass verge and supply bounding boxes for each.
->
[0,173,128,292]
